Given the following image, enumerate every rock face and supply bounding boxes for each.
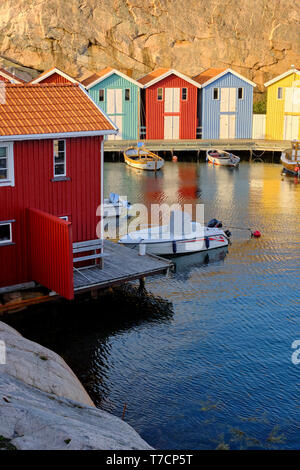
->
[0,321,152,450]
[0,0,299,90]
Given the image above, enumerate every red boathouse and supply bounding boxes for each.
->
[30,67,80,85]
[0,83,117,299]
[138,68,201,140]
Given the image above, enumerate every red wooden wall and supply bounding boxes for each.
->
[0,136,102,288]
[39,73,73,84]
[28,208,74,299]
[145,74,198,140]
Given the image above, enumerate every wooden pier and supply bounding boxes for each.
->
[0,240,172,314]
[104,139,289,153]
[73,240,172,293]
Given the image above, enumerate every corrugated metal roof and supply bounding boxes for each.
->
[0,83,115,136]
[193,68,227,85]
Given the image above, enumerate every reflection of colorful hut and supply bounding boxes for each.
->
[177,166,198,201]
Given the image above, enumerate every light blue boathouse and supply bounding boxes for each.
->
[193,68,256,139]
[82,67,143,140]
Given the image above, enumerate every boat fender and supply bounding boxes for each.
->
[205,236,210,249]
[172,241,177,254]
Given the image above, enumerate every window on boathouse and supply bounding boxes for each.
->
[53,140,66,177]
[125,89,130,101]
[277,87,283,100]
[0,222,12,245]
[182,88,188,101]
[238,88,244,100]
[157,88,163,101]
[0,142,14,187]
[213,88,219,100]
[99,89,105,102]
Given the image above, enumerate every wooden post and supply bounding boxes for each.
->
[249,149,252,163]
[139,277,146,291]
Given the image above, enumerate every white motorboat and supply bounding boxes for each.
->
[119,211,230,256]
[207,149,240,167]
[103,193,131,219]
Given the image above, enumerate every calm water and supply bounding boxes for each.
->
[18,161,300,449]
[100,162,300,449]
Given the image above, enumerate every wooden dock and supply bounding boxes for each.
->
[73,240,172,293]
[0,240,172,314]
[104,139,289,153]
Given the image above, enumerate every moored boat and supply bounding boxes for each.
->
[103,193,131,219]
[207,149,240,167]
[124,145,164,171]
[119,211,230,256]
[281,141,300,176]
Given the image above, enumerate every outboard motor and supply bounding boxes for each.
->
[207,218,223,228]
[224,229,232,238]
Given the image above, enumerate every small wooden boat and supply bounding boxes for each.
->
[281,141,300,176]
[119,211,230,256]
[124,145,164,171]
[207,149,240,167]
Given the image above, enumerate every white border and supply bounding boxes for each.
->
[0,142,14,187]
[264,69,300,87]
[0,221,12,245]
[139,69,202,89]
[84,69,144,90]
[0,70,23,84]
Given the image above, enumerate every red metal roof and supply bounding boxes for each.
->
[0,83,115,137]
[81,67,114,87]
[193,68,227,85]
[138,68,171,85]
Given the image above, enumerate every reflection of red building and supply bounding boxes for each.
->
[177,166,198,201]
[30,67,79,85]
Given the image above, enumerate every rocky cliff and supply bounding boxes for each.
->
[0,0,299,90]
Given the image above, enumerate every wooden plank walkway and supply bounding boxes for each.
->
[73,240,172,293]
[104,139,289,153]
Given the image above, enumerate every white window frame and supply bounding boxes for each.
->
[157,88,163,101]
[213,88,219,100]
[0,222,12,245]
[182,87,188,101]
[238,87,244,100]
[278,87,283,100]
[59,216,68,221]
[0,142,14,187]
[53,139,66,178]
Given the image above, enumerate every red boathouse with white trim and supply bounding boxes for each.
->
[0,83,117,299]
[138,68,201,140]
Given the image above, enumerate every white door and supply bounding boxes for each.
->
[164,88,180,113]
[107,89,123,114]
[108,115,123,140]
[285,87,300,113]
[164,115,180,139]
[220,114,236,139]
[284,115,300,140]
[220,88,236,112]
